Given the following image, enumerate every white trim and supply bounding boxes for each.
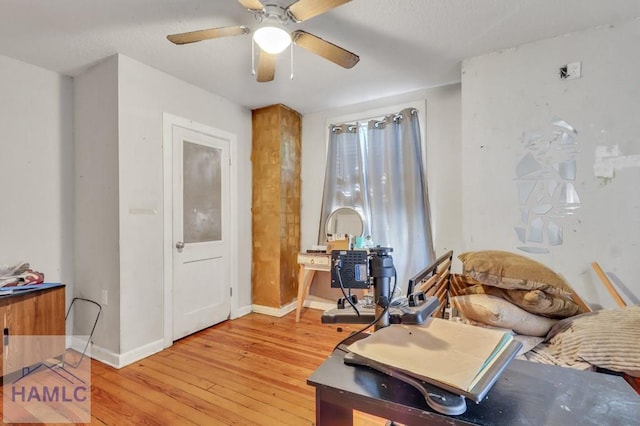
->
[303,298,335,311]
[251,300,297,317]
[118,339,165,368]
[88,339,164,369]
[231,304,253,319]
[229,122,239,327]
[86,344,120,368]
[162,113,173,348]
[68,336,90,353]
[162,113,239,348]
[251,299,333,318]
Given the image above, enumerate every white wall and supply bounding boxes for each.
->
[117,54,252,355]
[0,54,74,306]
[74,55,121,353]
[461,18,640,309]
[75,54,252,366]
[301,85,463,263]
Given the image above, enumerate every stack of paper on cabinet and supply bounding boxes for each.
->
[347,318,522,402]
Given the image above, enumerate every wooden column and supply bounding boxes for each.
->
[252,104,301,308]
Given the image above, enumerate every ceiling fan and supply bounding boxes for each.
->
[167,0,360,82]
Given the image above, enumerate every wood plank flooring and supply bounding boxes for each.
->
[1,309,388,425]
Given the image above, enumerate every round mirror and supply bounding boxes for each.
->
[325,207,365,239]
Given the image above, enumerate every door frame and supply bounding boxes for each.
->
[162,113,238,348]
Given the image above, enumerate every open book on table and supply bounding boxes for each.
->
[346,317,522,402]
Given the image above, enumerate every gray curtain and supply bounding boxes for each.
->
[318,107,434,293]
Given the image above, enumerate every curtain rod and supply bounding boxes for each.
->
[330,107,418,133]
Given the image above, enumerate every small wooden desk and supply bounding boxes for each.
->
[296,252,331,322]
[0,284,66,375]
[308,348,640,425]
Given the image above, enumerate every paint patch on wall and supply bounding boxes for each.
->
[593,144,640,179]
[514,118,581,253]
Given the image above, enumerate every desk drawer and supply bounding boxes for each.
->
[298,253,331,268]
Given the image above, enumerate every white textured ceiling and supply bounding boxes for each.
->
[1,0,639,113]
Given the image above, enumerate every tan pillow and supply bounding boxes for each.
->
[458,250,572,296]
[451,294,558,337]
[464,282,583,319]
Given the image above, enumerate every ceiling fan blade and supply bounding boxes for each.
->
[238,0,265,12]
[287,0,351,22]
[256,50,276,82]
[167,25,249,45]
[292,30,359,69]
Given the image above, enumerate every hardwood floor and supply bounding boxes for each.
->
[2,308,388,425]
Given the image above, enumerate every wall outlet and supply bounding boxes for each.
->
[101,289,108,306]
[560,61,582,80]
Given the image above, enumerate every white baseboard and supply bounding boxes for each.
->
[303,298,335,311]
[87,339,164,369]
[68,336,90,354]
[83,300,329,368]
[251,298,335,317]
[231,304,252,319]
[252,300,297,317]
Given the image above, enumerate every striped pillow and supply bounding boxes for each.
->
[543,306,640,377]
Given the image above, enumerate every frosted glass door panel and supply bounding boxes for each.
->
[183,141,222,243]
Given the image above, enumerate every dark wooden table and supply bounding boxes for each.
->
[308,348,640,425]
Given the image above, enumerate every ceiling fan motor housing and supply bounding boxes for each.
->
[257,4,294,25]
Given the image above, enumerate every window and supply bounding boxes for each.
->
[319,106,434,292]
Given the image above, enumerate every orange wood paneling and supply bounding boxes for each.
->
[251,104,301,308]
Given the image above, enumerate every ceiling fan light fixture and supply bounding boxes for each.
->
[253,26,291,54]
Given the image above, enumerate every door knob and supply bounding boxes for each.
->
[176,241,185,250]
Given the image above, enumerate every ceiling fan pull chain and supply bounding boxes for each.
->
[251,40,256,75]
[290,44,294,80]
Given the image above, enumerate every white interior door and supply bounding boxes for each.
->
[172,125,230,340]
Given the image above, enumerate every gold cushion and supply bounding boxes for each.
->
[463,282,583,319]
[458,250,572,296]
